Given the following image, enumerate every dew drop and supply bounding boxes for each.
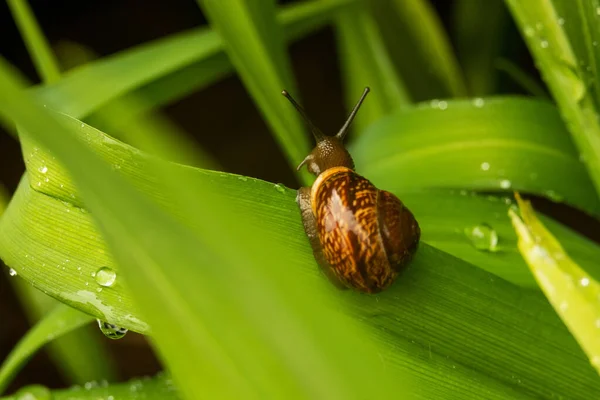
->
[500,179,511,189]
[95,267,117,287]
[430,99,440,108]
[473,98,485,108]
[237,176,248,182]
[545,190,564,202]
[274,183,286,194]
[480,162,490,171]
[524,26,535,37]
[535,22,543,31]
[464,224,499,252]
[8,268,17,276]
[559,301,569,311]
[540,40,549,48]
[580,277,590,287]
[97,319,128,339]
[38,166,48,174]
[15,384,52,400]
[438,100,448,110]
[596,6,600,16]
[558,17,565,25]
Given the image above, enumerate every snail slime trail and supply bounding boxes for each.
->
[283,88,420,294]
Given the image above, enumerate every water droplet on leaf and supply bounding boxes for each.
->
[473,98,485,108]
[500,179,511,189]
[95,267,117,287]
[480,162,490,171]
[9,268,17,276]
[274,184,286,194]
[97,319,128,339]
[464,224,499,252]
[38,166,48,174]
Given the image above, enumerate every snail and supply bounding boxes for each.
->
[282,87,420,293]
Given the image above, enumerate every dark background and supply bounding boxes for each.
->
[0,0,596,393]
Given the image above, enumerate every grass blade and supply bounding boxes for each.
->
[452,0,508,95]
[368,0,467,100]
[505,0,600,200]
[335,2,411,135]
[510,194,600,375]
[0,304,93,394]
[198,0,311,184]
[7,0,60,83]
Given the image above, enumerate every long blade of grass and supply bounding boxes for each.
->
[335,2,411,135]
[198,0,312,184]
[510,194,600,375]
[7,0,60,83]
[351,96,600,217]
[505,0,600,200]
[0,304,93,394]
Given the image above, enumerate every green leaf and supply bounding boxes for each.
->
[368,0,467,100]
[1,374,178,400]
[334,2,411,135]
[0,59,403,400]
[510,193,600,375]
[0,304,93,394]
[7,0,60,83]
[351,96,600,217]
[505,0,600,200]
[401,191,600,287]
[1,105,600,398]
[198,0,311,184]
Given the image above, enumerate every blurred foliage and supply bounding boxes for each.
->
[1,0,600,399]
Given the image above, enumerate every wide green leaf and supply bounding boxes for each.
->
[351,97,600,216]
[1,101,599,398]
[1,59,403,400]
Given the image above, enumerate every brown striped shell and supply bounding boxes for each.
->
[311,167,420,293]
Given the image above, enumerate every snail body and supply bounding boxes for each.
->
[283,88,420,293]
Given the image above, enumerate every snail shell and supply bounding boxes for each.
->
[283,87,420,293]
[312,167,419,293]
